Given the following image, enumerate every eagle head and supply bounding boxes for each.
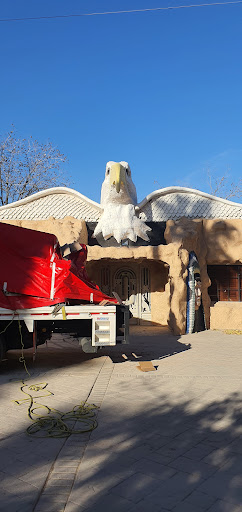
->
[100,161,137,207]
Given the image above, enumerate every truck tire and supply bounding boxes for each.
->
[79,337,98,353]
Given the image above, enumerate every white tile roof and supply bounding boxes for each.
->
[0,186,241,223]
[0,188,102,221]
[137,187,242,221]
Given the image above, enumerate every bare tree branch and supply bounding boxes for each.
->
[0,127,69,205]
[207,168,242,201]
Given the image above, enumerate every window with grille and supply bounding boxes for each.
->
[208,265,242,302]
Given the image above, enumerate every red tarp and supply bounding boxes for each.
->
[0,222,117,310]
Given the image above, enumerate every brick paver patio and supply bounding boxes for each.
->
[1,326,242,511]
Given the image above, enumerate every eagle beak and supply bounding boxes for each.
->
[109,163,126,193]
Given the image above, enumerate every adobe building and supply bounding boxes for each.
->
[0,162,242,335]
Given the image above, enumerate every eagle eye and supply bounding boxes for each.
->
[107,168,110,175]
[126,168,129,176]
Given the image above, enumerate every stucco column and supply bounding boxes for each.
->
[165,218,211,330]
[165,245,189,335]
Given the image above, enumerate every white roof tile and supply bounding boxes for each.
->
[0,188,102,221]
[138,187,242,221]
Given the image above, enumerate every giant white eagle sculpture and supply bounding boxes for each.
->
[93,161,151,243]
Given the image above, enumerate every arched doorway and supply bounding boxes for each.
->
[99,263,152,325]
[114,268,139,323]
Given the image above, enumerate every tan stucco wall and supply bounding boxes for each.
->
[210,302,242,330]
[165,217,242,331]
[165,218,210,329]
[0,216,88,246]
[204,219,242,331]
[166,217,242,268]
[203,219,242,264]
[150,262,169,325]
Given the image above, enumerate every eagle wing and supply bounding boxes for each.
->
[135,186,242,222]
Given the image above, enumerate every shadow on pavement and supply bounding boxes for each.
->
[1,326,191,372]
[1,328,241,511]
[0,380,242,510]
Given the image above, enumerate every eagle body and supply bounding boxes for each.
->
[94,161,151,243]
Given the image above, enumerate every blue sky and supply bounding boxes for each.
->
[0,0,242,203]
